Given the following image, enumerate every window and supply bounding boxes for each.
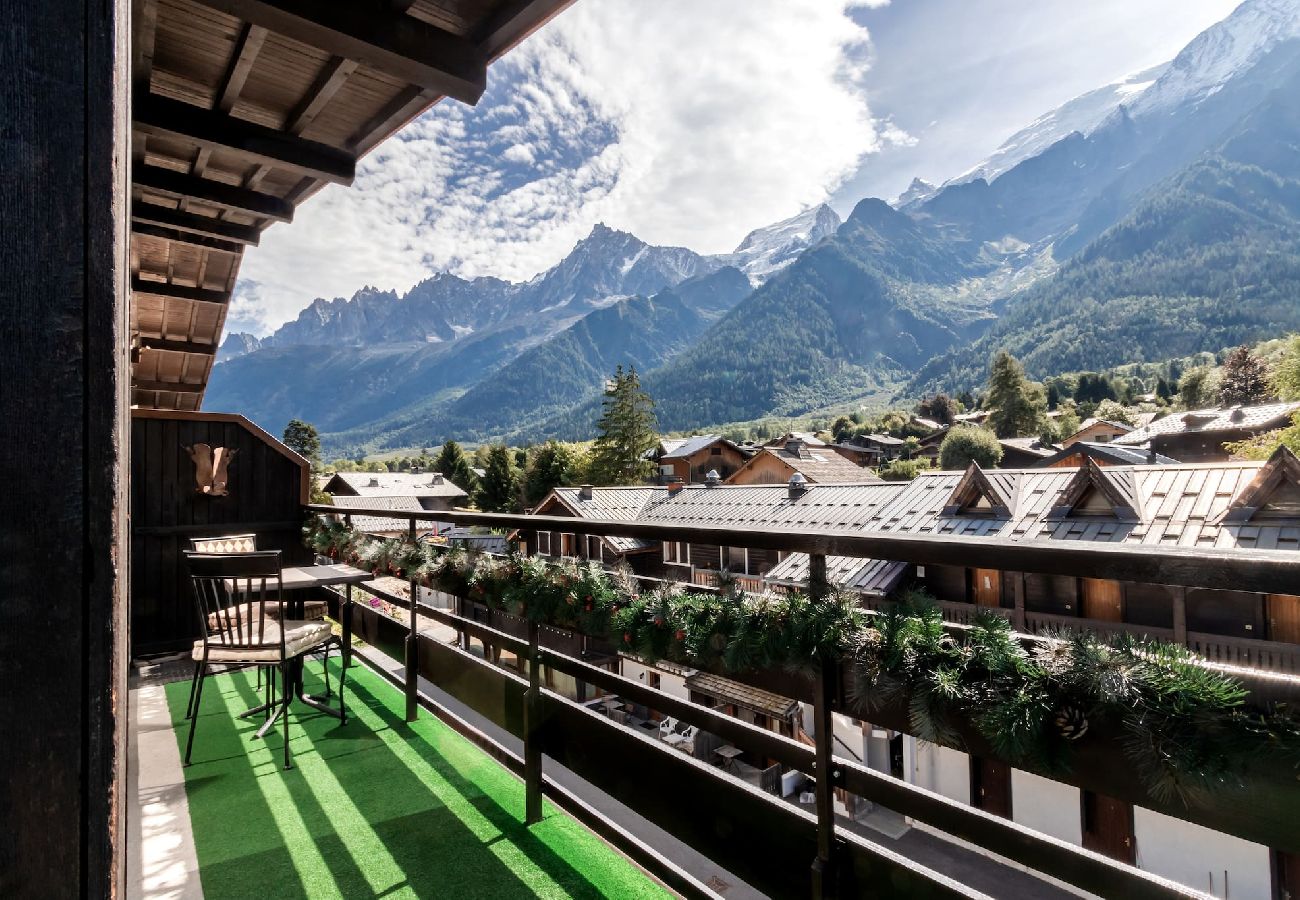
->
[537,532,551,555]
[561,533,575,557]
[726,546,749,575]
[710,446,722,456]
[663,541,688,564]
[647,672,662,691]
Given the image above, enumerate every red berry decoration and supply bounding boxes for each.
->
[675,630,686,641]
[623,632,632,644]
[654,615,663,627]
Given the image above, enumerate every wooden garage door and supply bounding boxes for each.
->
[1081,791,1135,865]
[1082,579,1123,622]
[1267,594,1300,644]
[971,756,1012,818]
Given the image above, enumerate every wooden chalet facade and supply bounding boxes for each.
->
[1061,417,1134,447]
[655,434,752,483]
[728,436,878,485]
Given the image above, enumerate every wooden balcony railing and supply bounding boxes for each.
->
[306,503,1300,899]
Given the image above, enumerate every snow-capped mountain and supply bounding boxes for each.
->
[1128,0,1300,118]
[720,203,842,283]
[947,63,1168,189]
[894,177,938,207]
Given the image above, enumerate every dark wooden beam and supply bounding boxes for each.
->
[132,201,262,245]
[135,93,355,184]
[475,0,575,60]
[190,0,486,104]
[286,55,358,135]
[133,164,293,222]
[216,23,268,113]
[131,220,247,256]
[131,276,230,306]
[134,379,207,394]
[137,337,217,356]
[348,84,434,153]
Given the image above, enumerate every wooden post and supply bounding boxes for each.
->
[1172,587,1188,646]
[524,620,544,825]
[1013,571,1027,631]
[808,553,837,898]
[406,519,419,722]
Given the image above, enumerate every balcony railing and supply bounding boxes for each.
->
[307,503,1300,899]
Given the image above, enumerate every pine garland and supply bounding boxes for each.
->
[305,518,1300,802]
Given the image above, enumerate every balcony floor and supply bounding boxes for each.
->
[133,660,670,899]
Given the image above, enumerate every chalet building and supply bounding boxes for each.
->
[1061,417,1134,447]
[727,436,879,485]
[1035,442,1178,469]
[762,431,827,448]
[530,485,662,573]
[332,495,445,537]
[829,432,905,467]
[997,437,1057,468]
[1113,402,1300,462]
[655,434,753,483]
[323,470,468,511]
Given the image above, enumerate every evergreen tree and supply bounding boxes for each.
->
[475,445,520,513]
[588,365,659,485]
[283,419,330,503]
[1218,345,1273,407]
[524,441,584,506]
[1054,402,1082,442]
[938,425,1003,470]
[985,351,1046,438]
[1274,335,1300,402]
[434,440,477,493]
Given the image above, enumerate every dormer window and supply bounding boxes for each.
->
[942,463,1017,518]
[1216,446,1300,523]
[1050,458,1141,522]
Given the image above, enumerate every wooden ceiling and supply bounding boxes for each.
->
[130,0,575,410]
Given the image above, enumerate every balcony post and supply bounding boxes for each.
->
[1172,586,1188,646]
[1013,571,1027,631]
[808,553,838,898]
[406,518,419,722]
[524,620,544,825]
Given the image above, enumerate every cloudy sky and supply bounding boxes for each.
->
[230,0,1241,335]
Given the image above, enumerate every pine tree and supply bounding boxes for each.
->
[434,440,477,493]
[283,419,330,503]
[1219,345,1273,407]
[475,445,520,512]
[985,351,1046,438]
[588,365,659,485]
[525,441,584,506]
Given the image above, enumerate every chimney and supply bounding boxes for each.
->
[705,469,721,486]
[410,465,423,474]
[667,480,684,496]
[788,471,809,500]
[431,472,444,485]
[579,484,594,501]
[785,438,803,455]
[1230,406,1245,422]
[368,477,380,487]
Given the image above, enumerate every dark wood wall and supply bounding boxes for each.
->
[131,410,309,653]
[0,0,128,895]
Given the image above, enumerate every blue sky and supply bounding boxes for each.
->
[232,0,1241,335]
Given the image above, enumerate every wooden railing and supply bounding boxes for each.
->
[1024,610,1177,644]
[307,502,1300,897]
[1187,631,1300,675]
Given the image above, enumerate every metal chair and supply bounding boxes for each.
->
[184,534,329,715]
[183,550,345,769]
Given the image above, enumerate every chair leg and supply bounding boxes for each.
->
[264,665,273,721]
[184,661,208,766]
[321,644,332,699]
[281,663,293,770]
[184,661,202,720]
[336,639,347,726]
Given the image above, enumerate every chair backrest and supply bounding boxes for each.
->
[190,533,258,554]
[185,550,283,650]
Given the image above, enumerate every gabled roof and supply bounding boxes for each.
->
[728,445,879,484]
[942,463,1018,518]
[1214,446,1300,523]
[661,434,734,460]
[1049,458,1142,522]
[332,495,448,535]
[999,437,1057,459]
[763,554,907,596]
[542,487,660,553]
[762,431,826,448]
[1034,443,1178,468]
[324,471,467,499]
[1113,402,1300,445]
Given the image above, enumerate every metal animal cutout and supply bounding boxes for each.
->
[184,443,238,496]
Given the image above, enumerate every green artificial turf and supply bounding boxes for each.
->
[167,661,672,900]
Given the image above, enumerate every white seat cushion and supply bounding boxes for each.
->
[193,620,333,663]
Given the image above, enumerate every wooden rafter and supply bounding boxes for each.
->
[135,93,356,184]
[476,0,576,60]
[132,277,230,306]
[134,164,294,222]
[216,23,268,113]
[131,220,246,255]
[134,379,207,394]
[190,0,487,104]
[138,337,218,356]
[286,55,359,135]
[132,201,262,245]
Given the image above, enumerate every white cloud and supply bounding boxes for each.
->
[232,1,892,334]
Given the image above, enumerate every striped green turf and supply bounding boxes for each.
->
[167,661,672,899]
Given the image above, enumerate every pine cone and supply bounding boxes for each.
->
[1054,706,1088,741]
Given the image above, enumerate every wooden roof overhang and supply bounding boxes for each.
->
[130,0,575,410]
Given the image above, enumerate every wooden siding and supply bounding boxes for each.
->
[131,409,309,652]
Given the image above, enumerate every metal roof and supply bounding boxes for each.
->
[325,471,467,499]
[731,446,878,484]
[660,434,731,460]
[1113,403,1300,445]
[764,554,908,595]
[332,495,448,535]
[1034,443,1179,467]
[683,671,801,720]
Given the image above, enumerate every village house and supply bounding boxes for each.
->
[996,436,1058,468]
[829,432,906,468]
[654,434,753,483]
[728,435,880,485]
[1113,401,1300,462]
[1036,442,1178,468]
[1060,417,1134,447]
[322,469,469,511]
